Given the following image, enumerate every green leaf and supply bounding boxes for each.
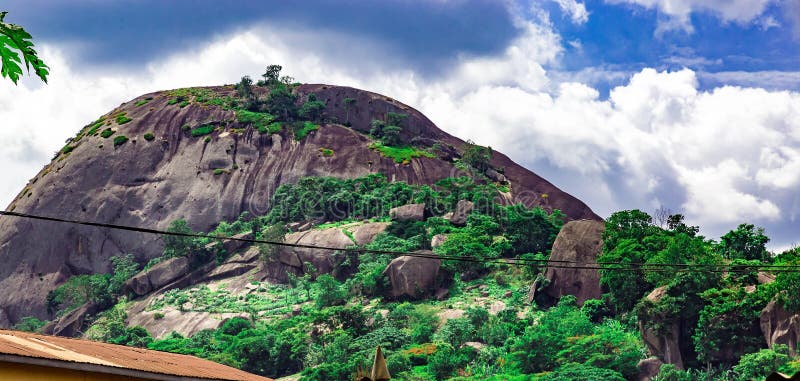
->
[0,11,49,85]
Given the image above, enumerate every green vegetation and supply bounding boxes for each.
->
[369,142,435,164]
[115,113,132,125]
[13,316,47,333]
[213,168,227,175]
[319,147,334,157]
[61,145,75,154]
[113,135,128,147]
[236,109,277,133]
[190,125,215,137]
[0,11,49,85]
[293,121,319,140]
[143,132,155,141]
[134,98,152,107]
[100,128,114,138]
[462,140,492,172]
[370,112,407,146]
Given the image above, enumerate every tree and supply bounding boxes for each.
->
[0,11,49,85]
[298,93,325,122]
[265,85,297,121]
[719,223,770,262]
[262,64,282,85]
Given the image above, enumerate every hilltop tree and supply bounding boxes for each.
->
[0,11,49,85]
[262,64,282,85]
[719,223,770,262]
[462,140,492,172]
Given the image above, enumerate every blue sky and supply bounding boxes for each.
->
[1,0,800,249]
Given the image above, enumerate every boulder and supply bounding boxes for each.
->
[46,302,100,337]
[637,357,664,381]
[431,234,448,248]
[485,168,508,184]
[638,286,684,369]
[383,250,441,299]
[123,256,192,296]
[539,219,605,306]
[268,222,389,281]
[761,300,800,356]
[449,200,474,226]
[146,256,192,290]
[125,272,153,296]
[389,204,426,222]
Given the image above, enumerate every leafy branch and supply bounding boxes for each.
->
[0,11,49,85]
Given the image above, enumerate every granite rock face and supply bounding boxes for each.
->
[383,251,441,299]
[539,219,605,306]
[0,84,599,326]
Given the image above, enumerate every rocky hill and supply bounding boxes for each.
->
[0,82,598,327]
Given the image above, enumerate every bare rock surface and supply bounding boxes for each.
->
[267,222,389,281]
[389,204,426,222]
[123,256,191,297]
[761,300,800,356]
[636,357,664,381]
[638,286,684,369]
[127,307,250,340]
[539,219,605,306]
[0,84,598,326]
[383,250,441,299]
[431,234,448,248]
[449,200,474,226]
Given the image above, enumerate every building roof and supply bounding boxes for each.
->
[0,329,273,381]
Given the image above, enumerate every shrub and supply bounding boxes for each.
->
[319,147,334,157]
[732,345,791,381]
[213,168,227,175]
[153,312,164,320]
[113,135,129,147]
[115,113,132,125]
[369,142,434,164]
[61,145,75,154]
[143,132,155,141]
[13,317,47,333]
[46,274,112,316]
[538,363,626,381]
[293,121,319,140]
[134,98,151,107]
[101,128,114,138]
[190,125,214,137]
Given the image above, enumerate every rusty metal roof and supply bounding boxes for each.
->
[0,329,273,381]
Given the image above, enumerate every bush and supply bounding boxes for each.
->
[191,125,215,137]
[115,113,132,125]
[220,317,252,336]
[13,317,47,333]
[732,345,791,381]
[538,363,626,381]
[313,274,346,308]
[293,121,319,140]
[143,132,155,141]
[113,135,129,147]
[100,128,114,138]
[46,274,112,316]
[386,351,412,376]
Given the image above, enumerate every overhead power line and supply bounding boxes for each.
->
[1,210,798,274]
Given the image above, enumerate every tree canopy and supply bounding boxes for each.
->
[0,11,49,85]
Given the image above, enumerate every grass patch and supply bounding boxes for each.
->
[213,169,228,175]
[319,147,334,157]
[61,145,75,154]
[87,118,105,136]
[167,98,179,105]
[294,121,319,140]
[179,100,190,108]
[113,135,129,147]
[143,132,155,141]
[115,113,132,125]
[134,98,152,107]
[190,125,215,137]
[100,129,114,138]
[369,142,435,164]
[236,110,277,134]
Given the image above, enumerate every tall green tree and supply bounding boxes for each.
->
[0,11,49,85]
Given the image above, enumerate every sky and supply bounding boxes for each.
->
[1,0,799,250]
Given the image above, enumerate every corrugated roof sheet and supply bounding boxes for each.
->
[0,329,272,381]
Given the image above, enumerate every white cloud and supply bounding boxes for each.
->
[2,16,800,248]
[553,0,590,24]
[607,0,775,33]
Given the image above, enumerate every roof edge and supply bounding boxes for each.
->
[0,353,222,381]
